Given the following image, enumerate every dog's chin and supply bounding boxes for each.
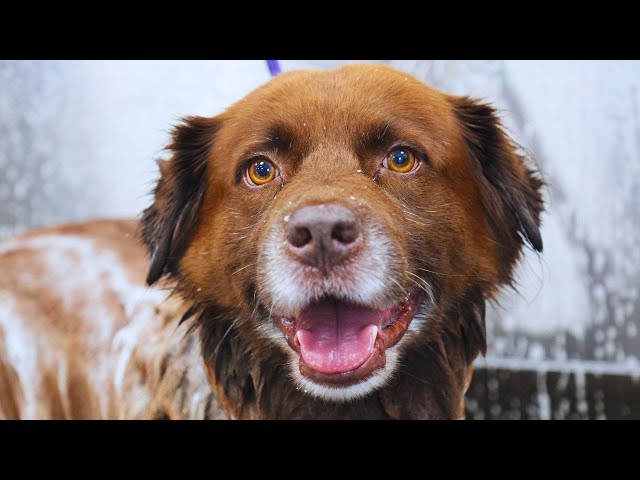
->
[272,288,427,402]
[288,349,401,402]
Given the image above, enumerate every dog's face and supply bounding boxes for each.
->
[141,65,543,404]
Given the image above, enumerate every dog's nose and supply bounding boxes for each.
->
[285,204,362,270]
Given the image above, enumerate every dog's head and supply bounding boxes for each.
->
[141,64,543,405]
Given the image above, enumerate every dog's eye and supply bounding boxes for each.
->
[383,148,416,173]
[247,158,279,186]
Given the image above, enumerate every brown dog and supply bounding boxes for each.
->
[0,64,543,419]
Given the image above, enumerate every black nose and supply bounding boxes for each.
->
[285,204,362,270]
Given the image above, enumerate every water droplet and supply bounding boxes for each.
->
[349,195,356,201]
[283,215,290,223]
[356,169,363,173]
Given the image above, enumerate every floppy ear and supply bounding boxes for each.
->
[140,116,220,285]
[451,96,544,275]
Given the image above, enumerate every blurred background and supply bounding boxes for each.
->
[1,60,638,419]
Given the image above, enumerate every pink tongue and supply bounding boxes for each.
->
[296,300,381,374]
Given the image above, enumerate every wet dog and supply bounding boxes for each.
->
[0,64,543,419]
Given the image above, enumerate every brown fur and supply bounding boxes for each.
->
[0,65,543,419]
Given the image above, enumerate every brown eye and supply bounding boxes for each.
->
[247,158,278,185]
[383,148,416,173]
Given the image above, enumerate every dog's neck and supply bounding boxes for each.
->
[192,305,473,420]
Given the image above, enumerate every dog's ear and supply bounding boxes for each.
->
[451,96,544,274]
[140,116,220,285]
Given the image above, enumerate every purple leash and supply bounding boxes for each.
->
[266,60,282,77]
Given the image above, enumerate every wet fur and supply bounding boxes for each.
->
[141,65,543,418]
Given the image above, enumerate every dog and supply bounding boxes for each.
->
[0,64,543,419]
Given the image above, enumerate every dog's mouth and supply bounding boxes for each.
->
[274,289,424,386]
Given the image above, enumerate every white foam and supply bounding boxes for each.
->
[0,233,168,418]
[0,294,39,418]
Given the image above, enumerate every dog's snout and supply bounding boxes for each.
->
[285,204,362,269]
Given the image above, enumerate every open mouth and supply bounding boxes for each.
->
[274,288,424,386]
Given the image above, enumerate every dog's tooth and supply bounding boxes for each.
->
[294,331,302,347]
[371,326,378,343]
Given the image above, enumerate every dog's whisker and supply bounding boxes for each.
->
[403,209,430,217]
[415,267,477,278]
[404,217,435,227]
[236,222,264,231]
[397,367,435,387]
[389,277,408,296]
[223,207,242,216]
[405,272,432,297]
[211,321,237,358]
[231,263,255,276]
[267,301,276,322]
[403,210,421,217]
